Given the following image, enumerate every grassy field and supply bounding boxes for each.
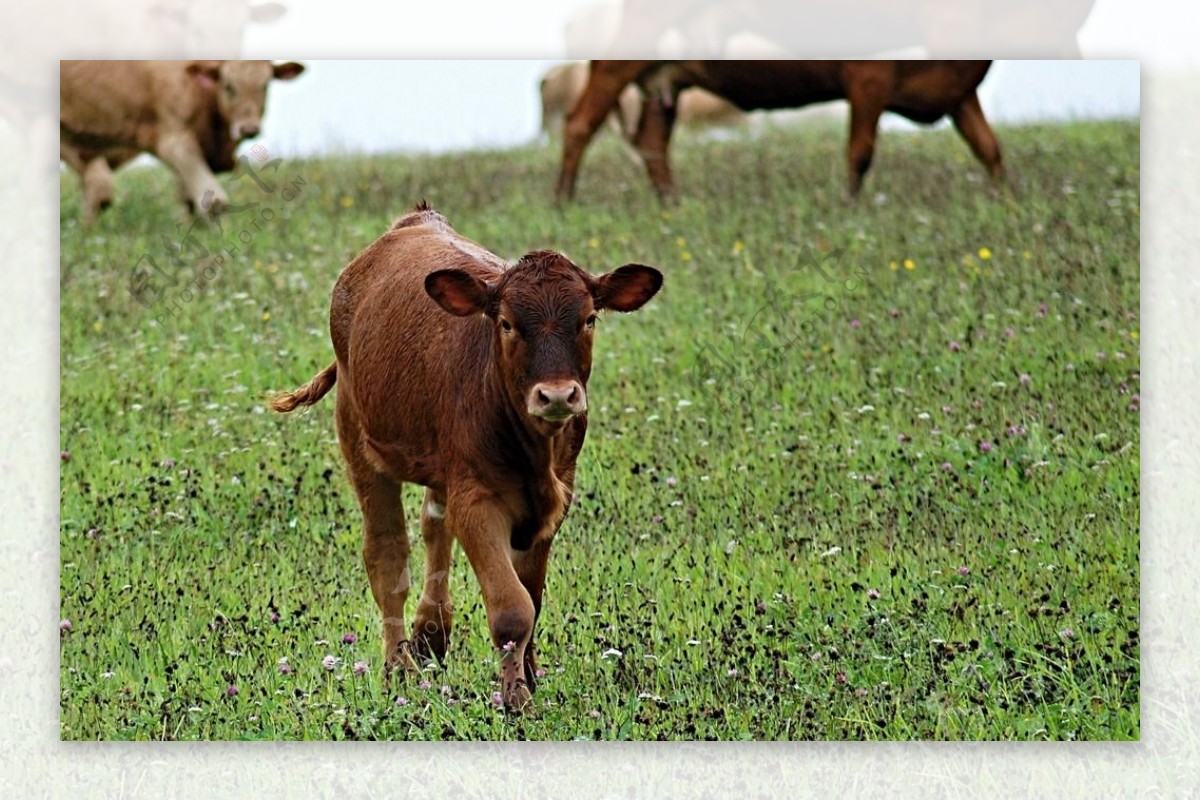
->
[59,119,1139,740]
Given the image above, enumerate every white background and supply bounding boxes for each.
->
[2,0,1194,797]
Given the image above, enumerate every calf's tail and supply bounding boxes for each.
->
[270,361,337,413]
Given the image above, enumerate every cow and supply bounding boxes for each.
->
[60,59,304,222]
[4,1,290,179]
[555,60,1004,202]
[270,202,663,711]
[540,61,742,143]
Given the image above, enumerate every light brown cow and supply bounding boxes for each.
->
[271,202,662,710]
[556,60,1003,201]
[60,59,304,222]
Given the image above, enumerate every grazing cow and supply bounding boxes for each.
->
[60,59,304,222]
[556,60,1003,201]
[271,203,662,710]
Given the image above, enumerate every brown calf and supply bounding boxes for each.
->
[271,203,662,710]
[60,59,304,222]
[556,60,1003,201]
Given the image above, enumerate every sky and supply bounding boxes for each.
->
[247,59,1140,157]
[224,0,1160,157]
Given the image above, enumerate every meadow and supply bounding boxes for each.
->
[59,118,1140,740]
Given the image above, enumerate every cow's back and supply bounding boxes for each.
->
[60,61,198,151]
[670,60,990,120]
[330,209,509,464]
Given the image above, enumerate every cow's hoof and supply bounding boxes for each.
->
[381,640,419,685]
[410,627,449,667]
[503,678,534,714]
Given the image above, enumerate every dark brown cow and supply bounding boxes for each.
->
[271,203,662,710]
[556,60,1004,201]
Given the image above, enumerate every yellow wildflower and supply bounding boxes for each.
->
[904,258,915,271]
[978,247,992,260]
[889,260,899,271]
[262,311,272,322]
[340,196,355,208]
[588,237,600,249]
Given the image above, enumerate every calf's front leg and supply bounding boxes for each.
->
[511,539,552,694]
[411,488,454,663]
[449,493,536,711]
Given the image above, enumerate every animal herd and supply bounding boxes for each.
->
[62,58,1003,223]
[63,58,1003,711]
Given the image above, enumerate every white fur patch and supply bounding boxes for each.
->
[426,501,445,520]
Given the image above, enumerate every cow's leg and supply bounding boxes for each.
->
[631,85,679,202]
[61,143,109,221]
[951,92,1004,184]
[556,62,648,202]
[449,496,536,711]
[337,399,414,678]
[844,88,887,198]
[81,157,117,224]
[154,131,229,217]
[350,467,414,677]
[411,488,454,664]
[510,539,552,694]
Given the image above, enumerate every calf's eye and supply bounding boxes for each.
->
[585,314,598,330]
[500,318,513,333]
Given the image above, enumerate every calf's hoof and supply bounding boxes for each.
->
[410,625,450,667]
[381,639,418,685]
[503,678,534,713]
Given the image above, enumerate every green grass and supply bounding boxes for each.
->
[59,119,1140,740]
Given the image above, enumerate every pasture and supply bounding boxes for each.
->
[59,119,1139,740]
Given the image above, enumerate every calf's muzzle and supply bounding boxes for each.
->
[527,380,587,421]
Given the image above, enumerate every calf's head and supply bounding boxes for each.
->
[426,251,662,436]
[187,59,305,141]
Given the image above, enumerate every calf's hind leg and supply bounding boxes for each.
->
[343,450,414,677]
[411,488,454,663]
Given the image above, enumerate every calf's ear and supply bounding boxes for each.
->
[425,270,492,317]
[273,62,305,81]
[186,61,221,90]
[595,264,663,312]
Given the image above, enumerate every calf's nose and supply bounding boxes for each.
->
[528,380,587,420]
